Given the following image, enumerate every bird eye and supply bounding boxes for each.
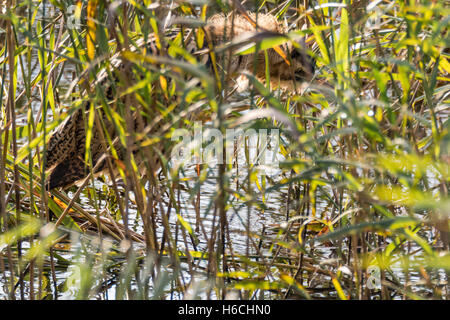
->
[294,70,306,81]
[291,48,315,81]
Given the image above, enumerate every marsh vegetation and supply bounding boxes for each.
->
[0,0,449,300]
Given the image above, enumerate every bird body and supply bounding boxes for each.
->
[44,12,314,189]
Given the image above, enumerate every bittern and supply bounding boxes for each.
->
[44,11,314,190]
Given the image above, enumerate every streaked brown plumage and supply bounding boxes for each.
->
[45,12,314,190]
[205,12,314,81]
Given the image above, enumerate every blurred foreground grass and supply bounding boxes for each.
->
[0,0,449,300]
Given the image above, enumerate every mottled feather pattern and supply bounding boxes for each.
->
[45,109,79,171]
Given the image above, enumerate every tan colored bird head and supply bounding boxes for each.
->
[205,12,315,86]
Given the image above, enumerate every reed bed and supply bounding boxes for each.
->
[0,0,449,300]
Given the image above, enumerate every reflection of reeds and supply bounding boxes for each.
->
[0,0,449,300]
